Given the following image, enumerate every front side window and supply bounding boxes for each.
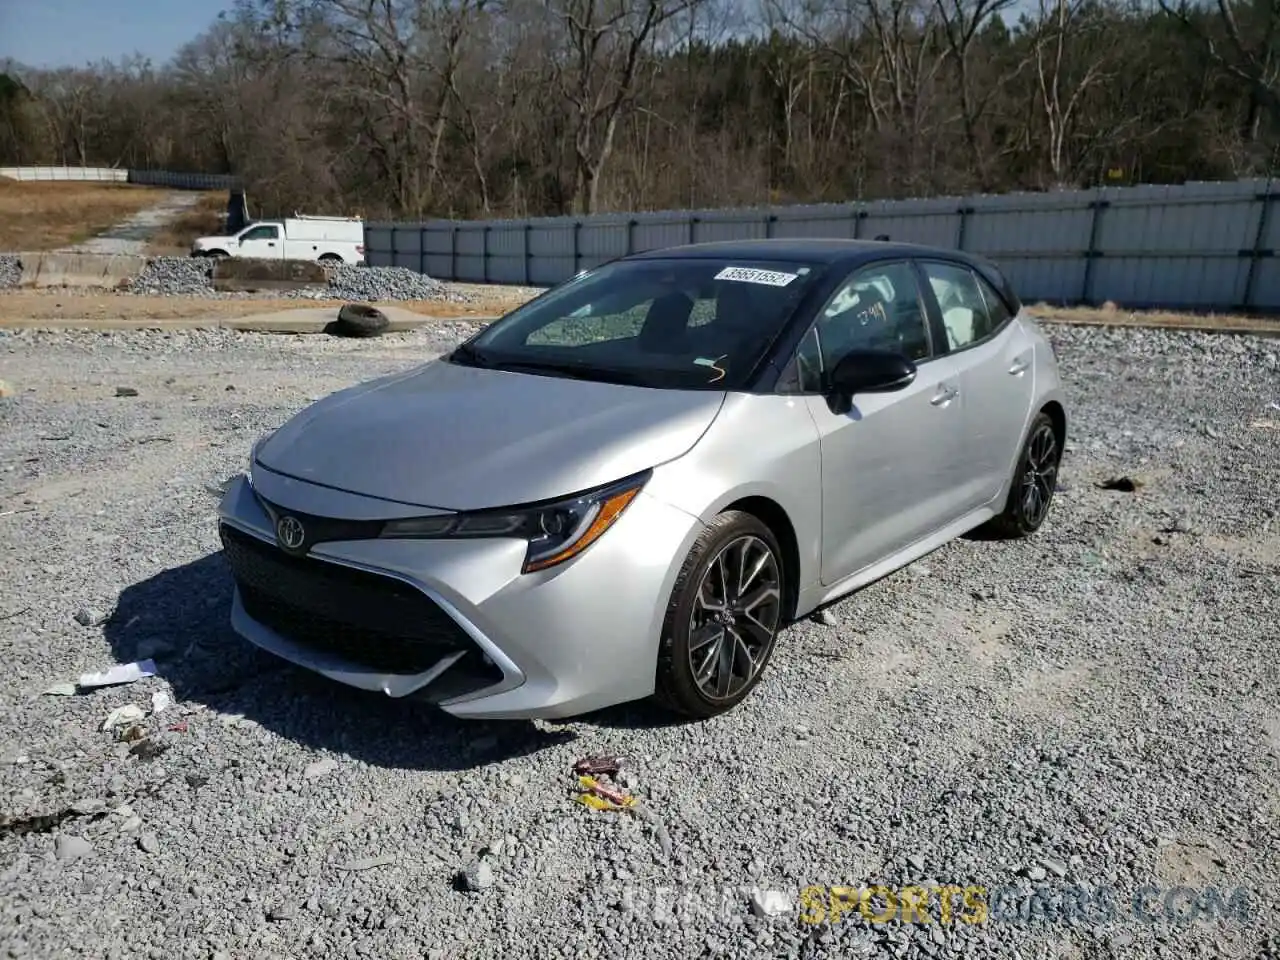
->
[921,261,1001,351]
[457,259,823,390]
[241,225,278,242]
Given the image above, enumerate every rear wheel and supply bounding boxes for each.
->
[654,511,785,719]
[984,411,1060,538]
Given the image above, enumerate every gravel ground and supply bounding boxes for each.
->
[0,323,1278,960]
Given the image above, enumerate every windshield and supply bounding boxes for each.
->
[454,258,822,390]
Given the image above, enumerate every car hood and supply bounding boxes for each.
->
[255,358,726,511]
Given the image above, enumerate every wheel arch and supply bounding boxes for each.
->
[1040,399,1067,450]
[719,495,802,622]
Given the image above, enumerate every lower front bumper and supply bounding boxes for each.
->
[216,472,704,719]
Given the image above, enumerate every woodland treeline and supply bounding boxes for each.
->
[1,0,1277,220]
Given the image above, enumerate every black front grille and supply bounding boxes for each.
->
[219,523,474,675]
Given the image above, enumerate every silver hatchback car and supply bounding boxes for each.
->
[218,239,1067,720]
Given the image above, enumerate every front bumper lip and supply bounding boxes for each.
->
[219,513,528,704]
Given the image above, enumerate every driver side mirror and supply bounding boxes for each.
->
[824,349,917,415]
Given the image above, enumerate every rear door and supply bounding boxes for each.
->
[237,224,283,259]
[792,260,971,585]
[917,259,1036,510]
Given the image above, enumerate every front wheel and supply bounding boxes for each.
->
[984,411,1061,538]
[653,511,786,719]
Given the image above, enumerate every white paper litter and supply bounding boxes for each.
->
[42,682,77,696]
[78,659,157,689]
[101,705,146,731]
[150,691,172,714]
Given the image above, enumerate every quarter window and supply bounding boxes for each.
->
[921,261,1006,350]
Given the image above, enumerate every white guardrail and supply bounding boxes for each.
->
[0,166,130,183]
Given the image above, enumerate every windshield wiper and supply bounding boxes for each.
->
[487,358,650,386]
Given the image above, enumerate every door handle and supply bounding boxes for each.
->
[1008,356,1030,375]
[930,385,959,407]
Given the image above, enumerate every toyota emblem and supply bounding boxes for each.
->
[276,514,306,552]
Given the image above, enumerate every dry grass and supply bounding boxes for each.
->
[147,192,228,255]
[1028,301,1280,335]
[0,181,174,252]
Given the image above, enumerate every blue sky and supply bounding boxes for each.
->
[0,0,233,68]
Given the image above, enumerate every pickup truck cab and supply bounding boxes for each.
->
[192,216,365,264]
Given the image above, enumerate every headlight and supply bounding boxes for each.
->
[379,471,650,573]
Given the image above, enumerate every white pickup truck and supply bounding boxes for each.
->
[191,216,365,264]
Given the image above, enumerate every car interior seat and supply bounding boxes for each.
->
[637,291,696,354]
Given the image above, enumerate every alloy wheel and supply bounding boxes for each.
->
[687,535,782,702]
[1020,422,1058,526]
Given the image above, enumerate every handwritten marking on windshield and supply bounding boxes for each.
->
[694,355,727,383]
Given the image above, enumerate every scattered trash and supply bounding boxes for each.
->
[42,683,77,697]
[1097,476,1142,492]
[149,692,172,714]
[750,889,792,918]
[335,854,396,872]
[117,724,147,744]
[809,608,838,626]
[73,606,111,628]
[101,705,146,732]
[575,775,635,810]
[569,760,670,855]
[572,756,624,777]
[459,858,494,892]
[0,379,12,398]
[167,721,188,734]
[79,660,156,689]
[115,386,138,398]
[304,757,339,780]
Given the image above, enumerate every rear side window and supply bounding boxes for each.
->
[920,260,1014,352]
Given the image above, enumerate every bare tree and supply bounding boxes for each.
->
[538,0,707,214]
[1156,0,1280,137]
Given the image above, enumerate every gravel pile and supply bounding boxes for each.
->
[0,254,21,289]
[120,257,218,297]
[0,323,1276,958]
[107,256,473,303]
[299,263,471,303]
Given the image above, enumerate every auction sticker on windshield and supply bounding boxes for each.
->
[715,266,799,286]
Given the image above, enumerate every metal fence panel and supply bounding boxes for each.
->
[0,165,128,182]
[362,177,1280,310]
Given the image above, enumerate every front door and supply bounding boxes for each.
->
[918,260,1037,510]
[795,260,970,586]
[237,224,283,259]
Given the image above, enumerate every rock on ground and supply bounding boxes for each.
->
[0,322,1275,958]
[0,254,20,290]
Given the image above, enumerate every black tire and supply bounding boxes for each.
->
[206,249,229,260]
[653,511,786,719]
[329,303,389,339]
[983,411,1061,539]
